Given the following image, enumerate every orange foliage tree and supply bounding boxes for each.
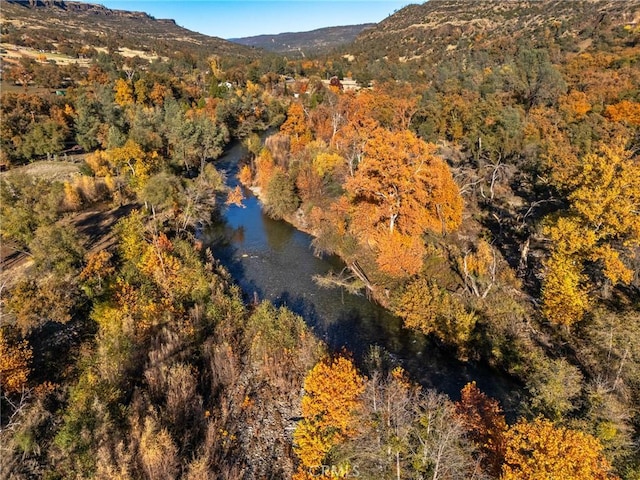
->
[455,382,507,477]
[293,355,365,475]
[374,230,427,277]
[0,327,32,394]
[502,417,618,480]
[226,185,245,207]
[281,102,312,154]
[346,127,462,238]
[254,149,276,191]
[559,90,592,122]
[605,100,640,126]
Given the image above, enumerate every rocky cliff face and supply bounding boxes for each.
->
[8,0,150,17]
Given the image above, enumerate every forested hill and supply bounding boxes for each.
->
[349,0,640,61]
[231,24,375,57]
[0,0,257,59]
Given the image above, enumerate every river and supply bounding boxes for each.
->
[204,140,521,411]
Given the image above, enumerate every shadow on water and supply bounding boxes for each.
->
[205,140,523,416]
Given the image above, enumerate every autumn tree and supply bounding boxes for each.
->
[455,382,507,476]
[226,185,244,207]
[333,92,380,176]
[559,90,592,122]
[374,230,427,277]
[393,277,476,350]
[502,418,618,480]
[293,356,365,475]
[541,252,590,328]
[114,78,134,107]
[6,275,83,332]
[542,141,639,327]
[80,250,115,296]
[0,326,32,395]
[9,59,35,91]
[346,127,462,239]
[280,102,312,154]
[605,100,640,126]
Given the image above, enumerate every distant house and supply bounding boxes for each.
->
[321,76,360,91]
[341,77,359,91]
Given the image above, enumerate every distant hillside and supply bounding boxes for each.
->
[349,0,640,62]
[0,0,257,60]
[231,24,375,57]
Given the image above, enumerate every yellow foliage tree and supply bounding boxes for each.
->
[134,78,148,104]
[542,142,639,326]
[567,144,640,251]
[62,181,83,211]
[541,253,590,328]
[107,139,156,189]
[393,277,477,349]
[313,152,344,177]
[137,233,192,301]
[80,250,115,293]
[501,418,618,480]
[85,140,157,192]
[114,78,134,107]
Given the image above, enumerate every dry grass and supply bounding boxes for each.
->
[2,161,81,182]
[0,43,91,66]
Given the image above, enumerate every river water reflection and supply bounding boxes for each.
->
[204,140,520,409]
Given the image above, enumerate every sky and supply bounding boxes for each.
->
[98,1,411,39]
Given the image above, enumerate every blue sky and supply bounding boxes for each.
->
[98,1,411,39]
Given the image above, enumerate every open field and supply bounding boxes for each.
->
[0,161,82,182]
[0,42,92,66]
[0,80,57,95]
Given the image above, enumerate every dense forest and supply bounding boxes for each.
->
[1,0,640,479]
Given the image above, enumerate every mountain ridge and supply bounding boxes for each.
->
[349,0,640,62]
[231,23,376,57]
[0,0,258,59]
